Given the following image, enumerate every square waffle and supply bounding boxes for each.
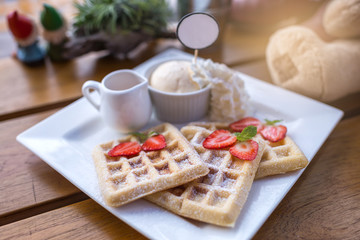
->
[146,124,266,227]
[255,136,309,179]
[92,123,209,207]
[180,122,308,179]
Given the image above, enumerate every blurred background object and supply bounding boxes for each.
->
[167,0,231,50]
[40,3,69,61]
[6,10,45,65]
[266,0,360,102]
[231,0,327,33]
[63,0,173,59]
[167,0,231,26]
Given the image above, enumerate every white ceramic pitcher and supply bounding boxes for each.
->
[82,70,152,133]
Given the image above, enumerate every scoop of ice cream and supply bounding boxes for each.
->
[150,60,200,93]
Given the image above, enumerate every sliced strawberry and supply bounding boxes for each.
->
[203,129,237,149]
[260,125,287,142]
[108,142,141,157]
[230,117,263,133]
[229,140,259,161]
[141,134,166,151]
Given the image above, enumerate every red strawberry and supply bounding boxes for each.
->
[203,129,237,149]
[229,140,259,161]
[108,142,141,157]
[260,125,287,142]
[230,117,263,133]
[141,134,166,151]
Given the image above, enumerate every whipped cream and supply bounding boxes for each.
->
[191,59,250,122]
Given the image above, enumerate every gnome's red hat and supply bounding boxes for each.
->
[7,11,33,39]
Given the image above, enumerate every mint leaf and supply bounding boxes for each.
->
[148,131,159,137]
[264,119,282,125]
[131,131,159,143]
[234,126,257,142]
[130,132,148,143]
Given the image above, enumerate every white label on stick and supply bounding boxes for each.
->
[177,12,219,49]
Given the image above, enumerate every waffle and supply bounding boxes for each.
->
[255,135,308,179]
[180,122,308,179]
[92,123,209,207]
[146,124,266,227]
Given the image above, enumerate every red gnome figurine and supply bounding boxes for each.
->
[7,11,45,65]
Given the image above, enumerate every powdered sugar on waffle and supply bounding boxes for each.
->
[92,123,209,207]
[146,124,265,227]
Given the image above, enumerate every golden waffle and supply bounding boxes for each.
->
[146,124,265,227]
[92,123,209,207]
[255,136,308,179]
[179,122,308,179]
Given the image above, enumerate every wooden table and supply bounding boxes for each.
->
[1,1,360,239]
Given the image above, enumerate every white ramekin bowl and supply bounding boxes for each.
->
[145,60,211,123]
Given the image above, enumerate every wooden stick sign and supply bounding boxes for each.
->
[176,12,219,64]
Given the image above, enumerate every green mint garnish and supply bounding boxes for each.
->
[131,131,159,143]
[264,119,282,125]
[148,131,159,137]
[234,126,257,142]
[131,132,148,143]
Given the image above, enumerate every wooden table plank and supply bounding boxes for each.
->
[0,199,146,240]
[0,109,82,219]
[331,92,360,119]
[254,115,360,239]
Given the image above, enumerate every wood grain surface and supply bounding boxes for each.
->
[0,110,81,218]
[0,199,146,240]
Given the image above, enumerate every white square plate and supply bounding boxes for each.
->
[17,49,343,240]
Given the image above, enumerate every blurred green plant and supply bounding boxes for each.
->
[73,0,171,36]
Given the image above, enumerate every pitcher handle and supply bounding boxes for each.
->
[82,80,101,111]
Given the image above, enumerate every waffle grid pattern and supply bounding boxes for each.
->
[146,124,265,227]
[92,123,209,207]
[256,136,308,179]
[182,122,308,179]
